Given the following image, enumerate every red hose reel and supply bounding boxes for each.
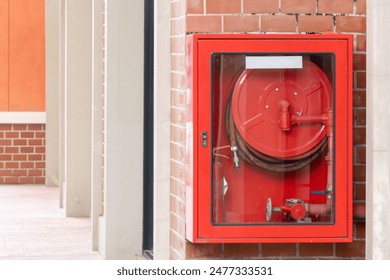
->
[228,59,332,170]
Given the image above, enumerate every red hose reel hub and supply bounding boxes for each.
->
[231,59,332,159]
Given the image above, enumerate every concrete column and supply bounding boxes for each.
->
[45,0,61,189]
[101,0,144,259]
[153,0,170,260]
[64,0,92,217]
[91,0,105,251]
[367,0,390,259]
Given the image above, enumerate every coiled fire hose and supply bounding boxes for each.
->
[225,92,328,173]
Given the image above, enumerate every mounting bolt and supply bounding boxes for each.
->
[294,92,298,96]
[265,105,269,109]
[275,88,279,92]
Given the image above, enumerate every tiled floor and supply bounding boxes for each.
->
[0,185,102,259]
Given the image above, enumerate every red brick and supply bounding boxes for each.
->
[224,244,259,258]
[298,16,333,32]
[353,54,366,71]
[0,132,3,138]
[355,183,366,200]
[186,15,222,33]
[261,15,296,32]
[5,132,19,138]
[27,124,43,131]
[13,154,27,161]
[4,177,19,184]
[170,194,185,219]
[171,72,186,89]
[171,0,185,18]
[171,54,185,72]
[171,178,185,201]
[0,170,13,176]
[356,72,366,89]
[5,147,19,154]
[20,147,34,153]
[353,128,365,145]
[171,90,185,108]
[353,90,366,107]
[0,154,12,161]
[356,0,366,15]
[353,165,366,182]
[186,243,222,259]
[170,248,184,260]
[299,243,334,257]
[206,0,241,14]
[35,132,45,138]
[262,243,297,257]
[243,0,279,13]
[28,154,42,161]
[0,139,12,146]
[21,132,34,138]
[35,147,45,153]
[21,162,34,169]
[28,169,42,176]
[34,177,45,184]
[0,124,12,130]
[281,0,316,14]
[171,17,186,36]
[20,177,35,184]
[171,160,185,183]
[171,108,185,126]
[170,230,185,254]
[12,124,27,131]
[35,162,45,169]
[170,213,185,237]
[318,0,354,14]
[354,108,366,126]
[186,0,204,14]
[336,16,366,33]
[356,35,366,52]
[224,15,259,32]
[28,139,43,146]
[171,125,185,145]
[6,162,19,169]
[355,222,365,239]
[171,143,185,163]
[355,146,366,164]
[12,169,28,176]
[171,36,185,54]
[335,241,365,258]
[13,139,27,146]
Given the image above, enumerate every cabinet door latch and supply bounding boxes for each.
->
[201,131,208,147]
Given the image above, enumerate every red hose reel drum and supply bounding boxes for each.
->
[231,59,332,159]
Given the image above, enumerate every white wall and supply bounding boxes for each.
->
[64,0,93,217]
[91,0,105,251]
[46,0,61,189]
[101,0,144,259]
[153,0,171,260]
[367,0,390,260]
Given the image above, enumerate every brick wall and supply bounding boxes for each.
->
[170,0,366,259]
[0,124,46,184]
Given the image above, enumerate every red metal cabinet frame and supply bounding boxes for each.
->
[186,34,353,243]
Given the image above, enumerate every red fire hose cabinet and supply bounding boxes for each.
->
[186,34,353,243]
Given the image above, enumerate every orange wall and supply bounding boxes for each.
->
[0,0,45,112]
